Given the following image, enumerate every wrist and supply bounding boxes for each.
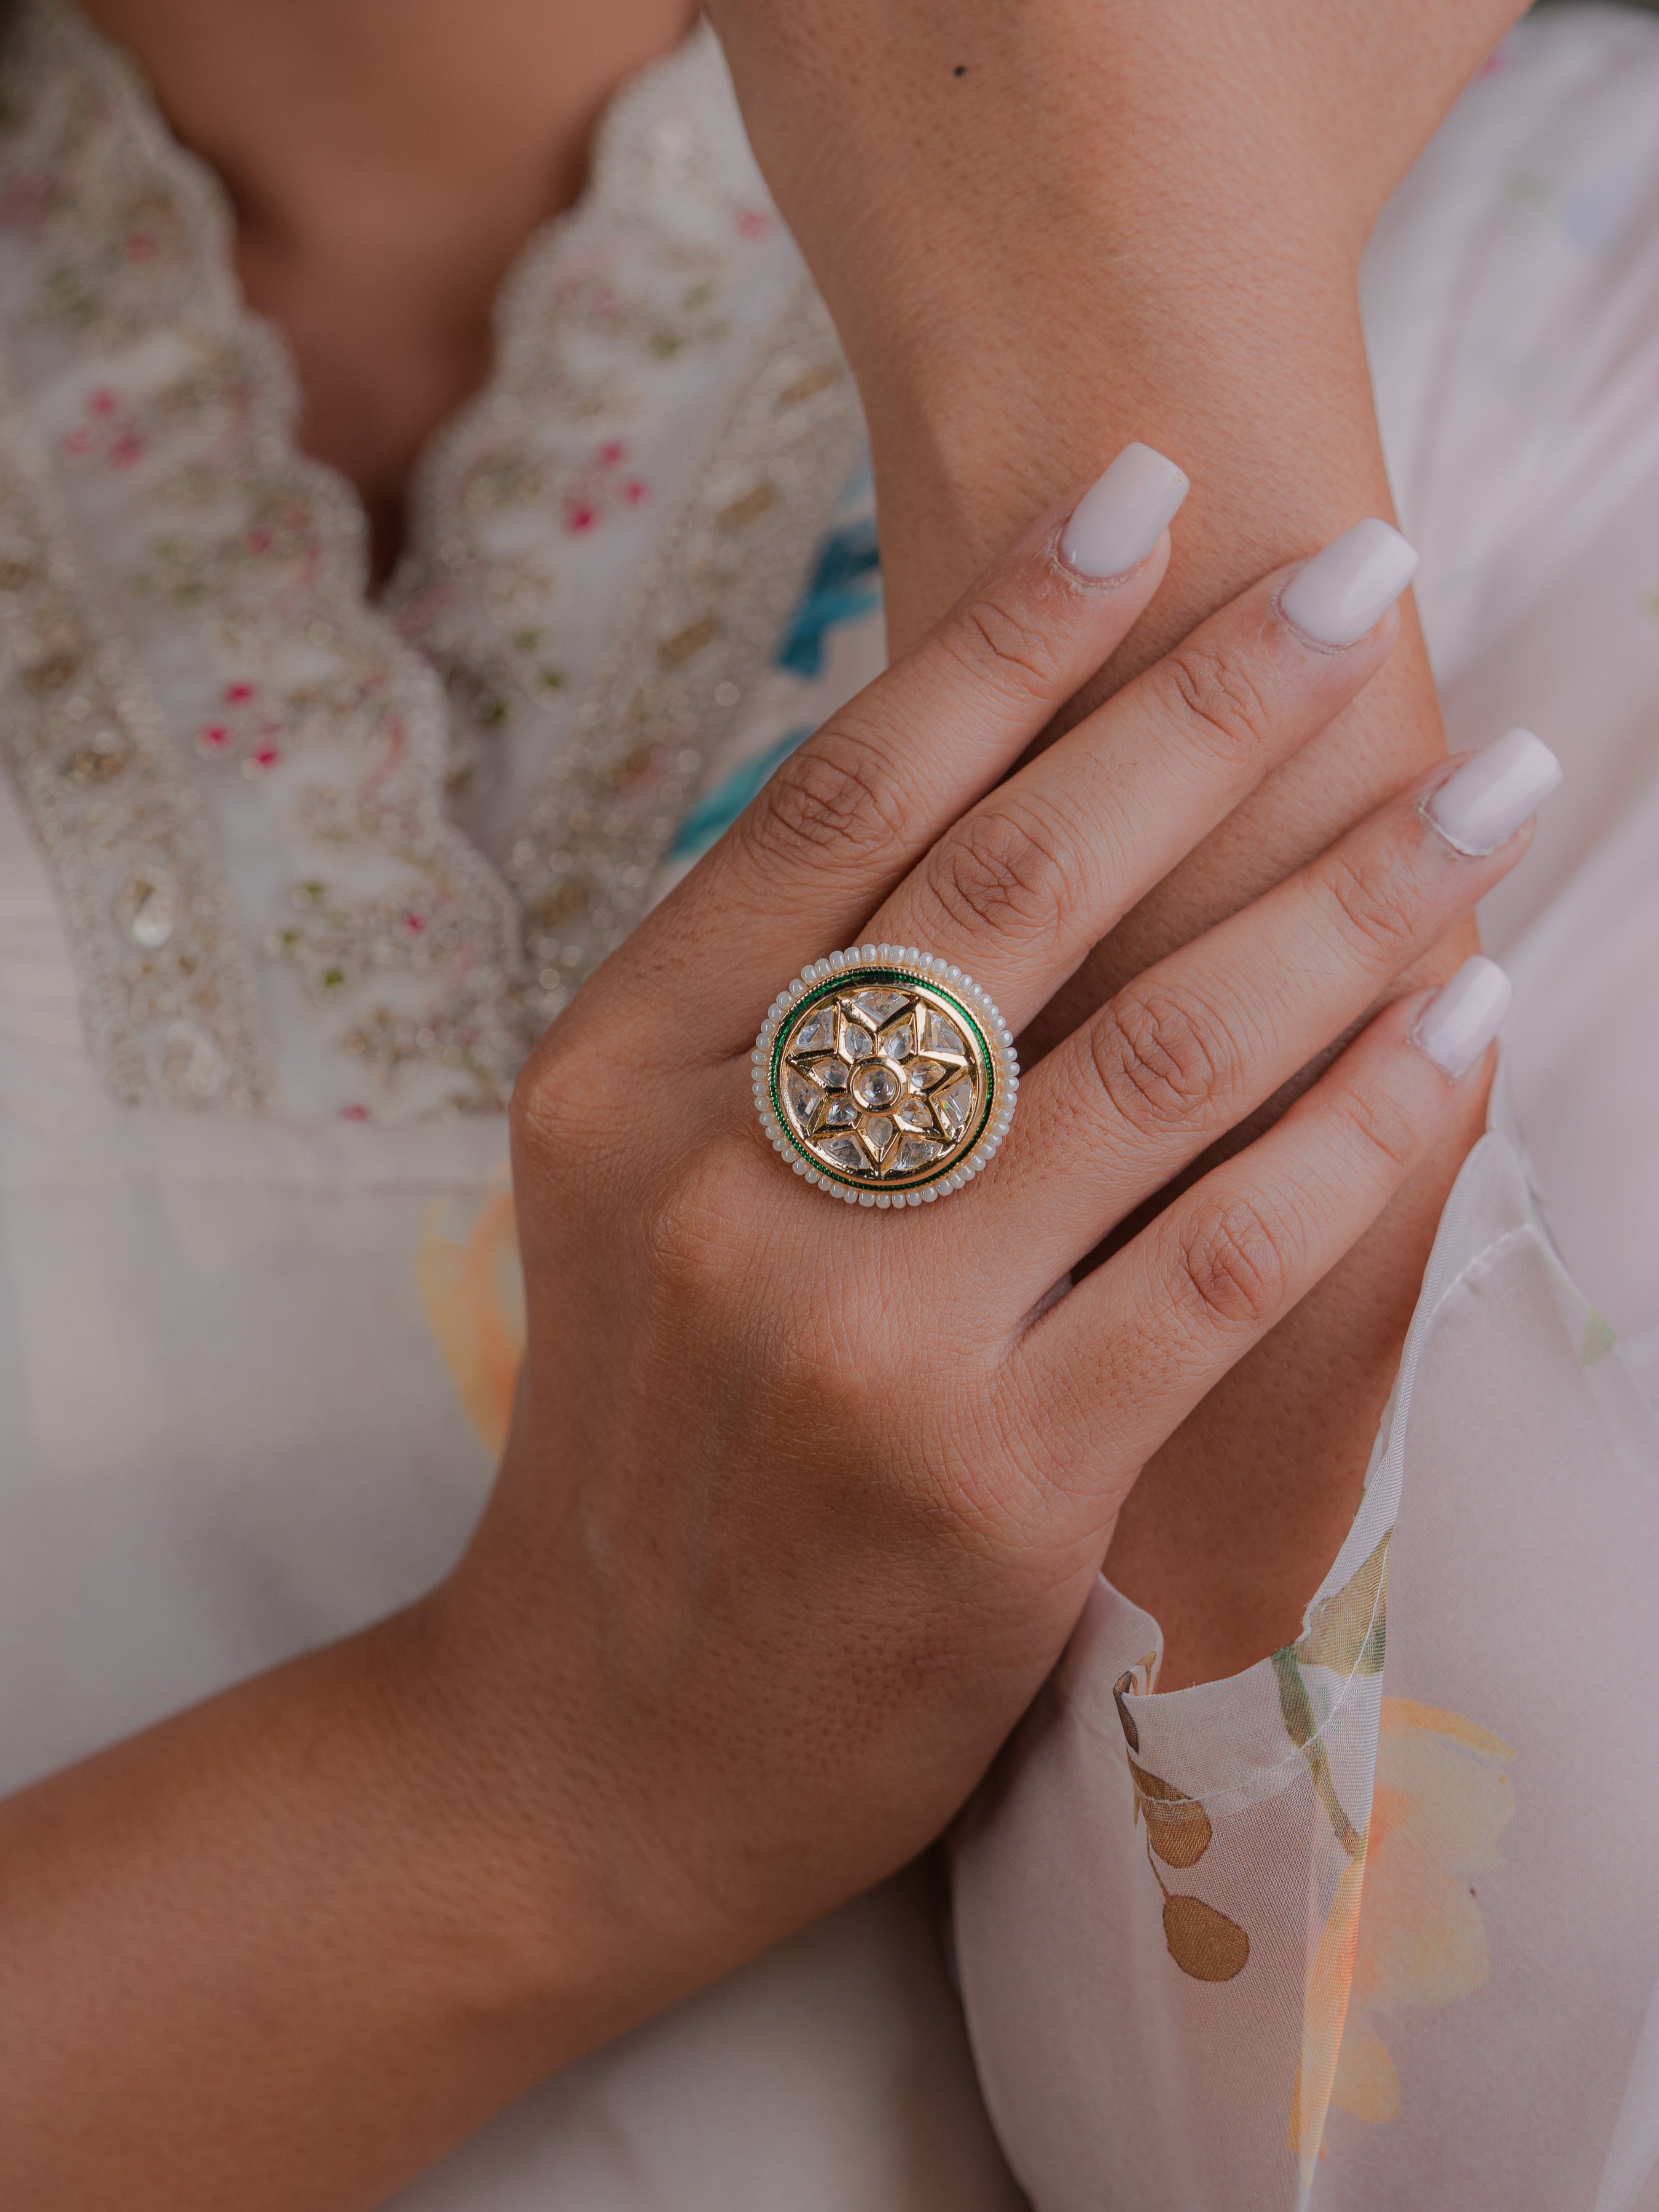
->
[852,259,1376,652]
[401,1555,745,2061]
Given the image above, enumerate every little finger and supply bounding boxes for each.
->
[1016,959,1511,1486]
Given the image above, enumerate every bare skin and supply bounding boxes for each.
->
[0,2,1543,2206]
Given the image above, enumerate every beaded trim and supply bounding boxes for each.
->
[0,1,866,1114]
[0,350,272,1108]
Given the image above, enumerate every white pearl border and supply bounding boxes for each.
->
[751,945,1021,1207]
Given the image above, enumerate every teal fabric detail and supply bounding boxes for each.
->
[774,516,880,678]
[667,726,814,863]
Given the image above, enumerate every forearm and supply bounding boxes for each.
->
[0,1606,629,2211]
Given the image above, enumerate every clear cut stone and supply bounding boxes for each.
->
[896,1137,940,1174]
[924,1011,966,1056]
[878,1018,913,1061]
[857,1064,900,1108]
[820,1135,865,1172]
[942,1078,976,1129]
[825,1097,857,1126]
[784,1072,818,1127]
[864,1115,896,1158]
[841,1023,873,1059]
[793,1007,833,1053]
[895,1099,931,1132]
[809,1056,850,1091]
[852,987,908,1025]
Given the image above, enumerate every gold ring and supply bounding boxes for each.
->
[753,947,1019,1206]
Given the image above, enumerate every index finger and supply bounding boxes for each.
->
[618,445,1190,1034]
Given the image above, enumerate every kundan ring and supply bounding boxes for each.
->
[752,947,1019,1206]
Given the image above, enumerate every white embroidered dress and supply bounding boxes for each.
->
[4,2,1659,2207]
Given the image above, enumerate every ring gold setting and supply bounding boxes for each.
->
[752,947,1019,1206]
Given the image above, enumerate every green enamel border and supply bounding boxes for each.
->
[767,967,1000,1192]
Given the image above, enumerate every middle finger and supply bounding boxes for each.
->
[864,519,1421,1030]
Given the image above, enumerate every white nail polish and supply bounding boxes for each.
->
[1424,727,1563,856]
[1279,519,1419,646]
[1060,442,1190,579]
[1412,955,1511,1078]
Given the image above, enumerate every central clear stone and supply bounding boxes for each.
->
[852,1061,900,1109]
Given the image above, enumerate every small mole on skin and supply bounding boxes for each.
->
[953,63,968,77]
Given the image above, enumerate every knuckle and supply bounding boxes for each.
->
[1085,982,1238,1140]
[944,588,1068,706]
[1158,639,1276,763]
[921,800,1071,944]
[644,1141,751,1295]
[511,1029,606,1163]
[1318,852,1421,960]
[742,718,905,876]
[1172,1195,1297,1335]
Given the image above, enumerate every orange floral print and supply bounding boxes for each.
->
[1291,1696,1516,2179]
[415,1182,526,1457]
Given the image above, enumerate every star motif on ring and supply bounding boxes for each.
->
[783,988,973,1174]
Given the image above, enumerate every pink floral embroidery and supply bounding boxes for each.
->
[559,436,654,536]
[63,382,145,466]
[192,680,286,777]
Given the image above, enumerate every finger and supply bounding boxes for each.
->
[968,728,1557,1304]
[865,517,1420,1027]
[1014,961,1510,1486]
[620,445,1190,1032]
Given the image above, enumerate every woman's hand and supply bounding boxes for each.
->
[0,465,1548,2212]
[443,465,1537,1998]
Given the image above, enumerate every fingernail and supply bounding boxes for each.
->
[1424,726,1563,857]
[1060,442,1190,579]
[1411,955,1511,1078]
[1279,519,1419,646]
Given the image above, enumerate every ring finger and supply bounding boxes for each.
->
[962,725,1561,1304]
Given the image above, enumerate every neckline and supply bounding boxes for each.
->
[0,0,868,1120]
[72,1,721,604]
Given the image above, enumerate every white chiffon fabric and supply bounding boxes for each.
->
[955,11,1659,2206]
[1,4,1657,2207]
